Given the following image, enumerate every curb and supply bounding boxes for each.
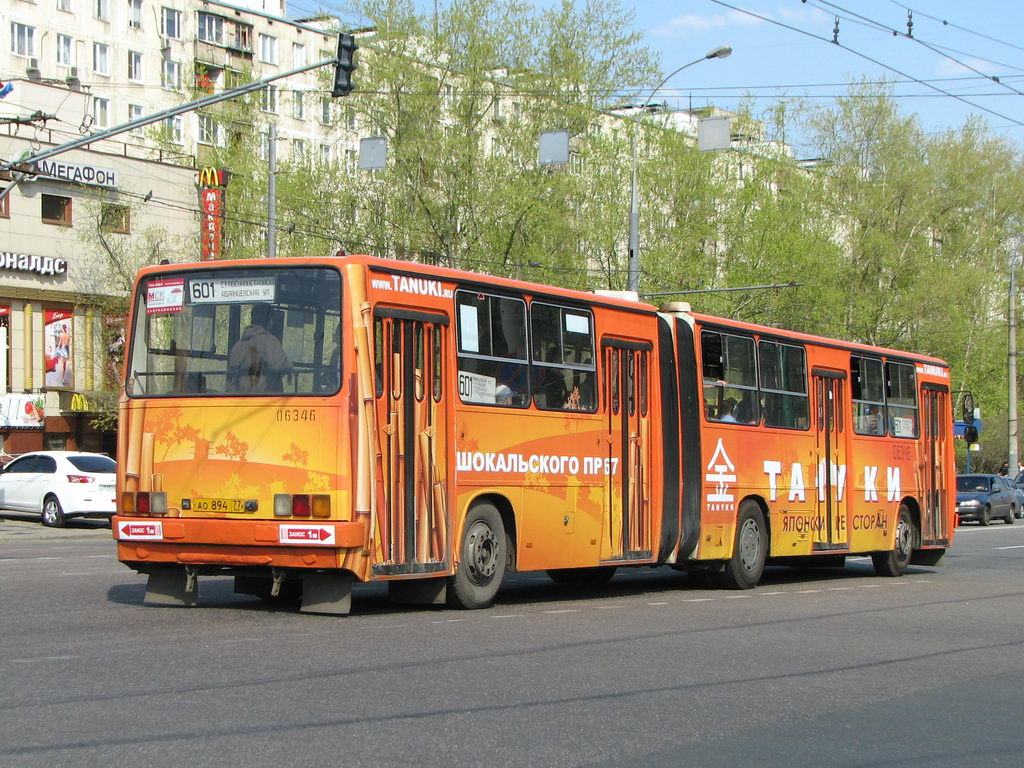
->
[0,518,112,543]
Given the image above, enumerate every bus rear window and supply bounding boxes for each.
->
[127,267,341,397]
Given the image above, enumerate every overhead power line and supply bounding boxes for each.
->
[887,0,1024,55]
[707,0,1024,129]
[808,0,1024,97]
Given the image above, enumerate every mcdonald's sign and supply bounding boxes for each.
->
[197,167,228,261]
[197,167,230,188]
[68,393,93,412]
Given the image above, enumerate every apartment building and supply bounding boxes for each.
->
[3,0,350,165]
[0,78,196,454]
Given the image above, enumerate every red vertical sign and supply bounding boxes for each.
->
[200,187,223,261]
[198,167,227,261]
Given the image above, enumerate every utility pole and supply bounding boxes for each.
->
[1010,263,1019,473]
[267,123,277,259]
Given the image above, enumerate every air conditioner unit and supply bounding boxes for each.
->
[161,37,172,52]
[26,58,42,80]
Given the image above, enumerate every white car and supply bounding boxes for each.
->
[0,451,116,527]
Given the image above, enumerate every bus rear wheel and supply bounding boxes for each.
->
[871,504,915,577]
[447,503,505,609]
[716,501,767,590]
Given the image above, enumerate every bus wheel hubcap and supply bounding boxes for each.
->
[739,518,761,572]
[466,522,498,585]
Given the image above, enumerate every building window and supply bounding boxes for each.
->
[344,148,356,173]
[128,103,143,134]
[319,97,331,124]
[292,91,305,121]
[95,0,109,21]
[197,114,219,145]
[56,34,74,67]
[229,23,252,52]
[93,42,110,75]
[128,51,143,81]
[0,193,9,218]
[261,84,277,113]
[162,7,181,39]
[42,194,72,226]
[128,0,143,29]
[163,116,183,143]
[344,104,356,131]
[58,0,73,11]
[93,96,109,128]
[260,131,270,161]
[292,139,306,162]
[319,144,332,165]
[11,23,36,58]
[292,42,305,69]
[162,59,180,89]
[258,33,277,64]
[100,204,130,234]
[197,13,223,44]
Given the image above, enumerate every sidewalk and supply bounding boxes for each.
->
[0,515,112,543]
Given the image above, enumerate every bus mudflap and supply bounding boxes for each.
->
[909,548,945,566]
[300,571,353,615]
[143,565,199,607]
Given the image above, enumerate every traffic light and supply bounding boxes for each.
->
[332,33,358,98]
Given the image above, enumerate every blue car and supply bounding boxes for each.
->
[956,474,1017,526]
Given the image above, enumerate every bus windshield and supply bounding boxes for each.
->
[127,266,341,397]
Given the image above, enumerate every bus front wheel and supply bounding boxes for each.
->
[448,503,505,609]
[871,504,915,577]
[716,501,767,590]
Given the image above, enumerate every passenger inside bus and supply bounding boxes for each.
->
[227,304,295,393]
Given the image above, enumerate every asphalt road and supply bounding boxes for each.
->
[2,517,1023,767]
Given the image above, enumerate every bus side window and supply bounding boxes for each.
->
[530,303,596,412]
[455,290,529,407]
[758,340,808,429]
[851,355,885,436]
[702,330,757,424]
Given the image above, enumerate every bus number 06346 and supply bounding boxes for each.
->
[277,408,317,422]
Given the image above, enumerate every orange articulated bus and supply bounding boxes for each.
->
[113,255,955,614]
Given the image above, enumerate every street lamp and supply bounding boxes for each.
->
[627,45,732,292]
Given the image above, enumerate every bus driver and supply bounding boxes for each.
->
[227,304,295,393]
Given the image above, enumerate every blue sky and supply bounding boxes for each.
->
[293,1,1024,155]
[632,0,1024,153]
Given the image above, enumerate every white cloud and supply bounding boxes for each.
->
[934,56,1001,76]
[649,10,765,39]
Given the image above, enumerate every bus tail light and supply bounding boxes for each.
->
[123,491,167,516]
[312,494,331,518]
[273,493,329,518]
[292,495,311,517]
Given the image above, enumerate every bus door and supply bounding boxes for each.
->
[373,309,450,575]
[602,340,653,562]
[920,385,951,545]
[812,368,849,551]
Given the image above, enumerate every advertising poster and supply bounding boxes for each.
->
[44,308,73,389]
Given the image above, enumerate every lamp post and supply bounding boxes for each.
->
[627,45,732,292]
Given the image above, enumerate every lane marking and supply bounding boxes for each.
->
[996,545,1024,550]
[542,609,580,614]
[647,601,668,606]
[10,655,80,663]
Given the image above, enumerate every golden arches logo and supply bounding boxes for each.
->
[69,393,92,411]
[198,167,223,187]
